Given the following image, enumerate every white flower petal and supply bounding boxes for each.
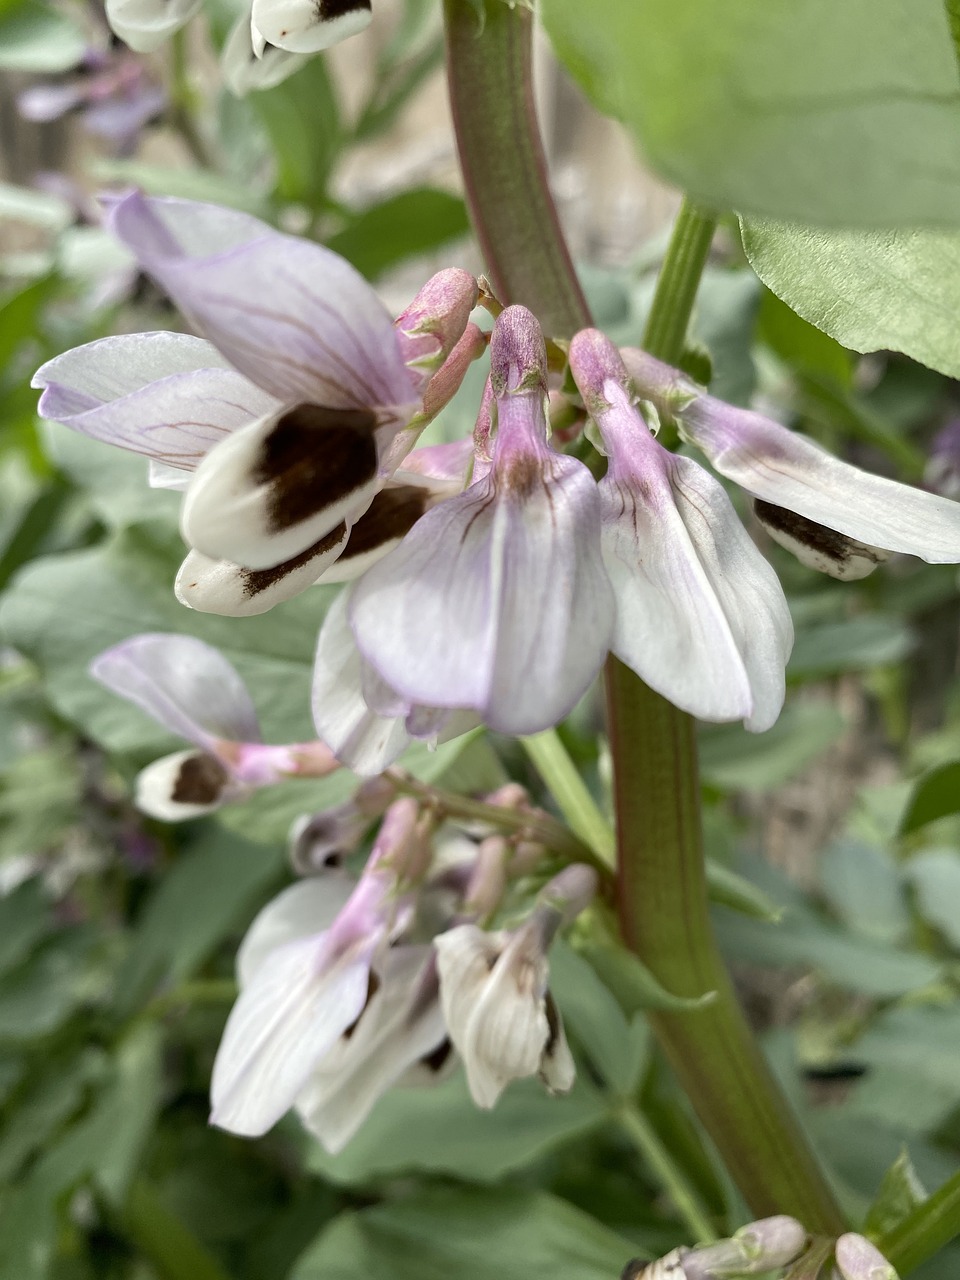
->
[210,934,372,1136]
[681,395,960,565]
[180,403,378,571]
[311,590,412,776]
[135,749,234,821]
[237,873,359,985]
[105,0,202,51]
[251,0,371,54]
[175,526,348,617]
[221,13,310,93]
[91,633,261,747]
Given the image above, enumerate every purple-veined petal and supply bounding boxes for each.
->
[210,933,373,1136]
[237,873,359,983]
[38,361,277,469]
[349,446,614,736]
[105,0,202,49]
[295,946,447,1153]
[175,526,348,616]
[106,192,419,414]
[91,632,261,748]
[221,13,309,94]
[33,331,231,417]
[312,589,412,776]
[602,452,793,732]
[135,748,236,820]
[180,403,378,570]
[250,0,371,54]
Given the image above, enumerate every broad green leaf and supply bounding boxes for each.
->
[113,827,285,1015]
[92,160,272,219]
[819,840,909,945]
[789,616,915,680]
[906,849,960,948]
[0,878,52,978]
[305,1070,608,1185]
[541,0,960,227]
[327,189,471,281]
[580,943,716,1014]
[850,1006,960,1132]
[0,2,85,71]
[757,288,853,387]
[699,701,846,792]
[550,941,648,1096]
[0,929,105,1043]
[863,1150,928,1239]
[248,59,341,208]
[291,1186,632,1280]
[900,763,960,835]
[743,218,960,379]
[0,1050,102,1183]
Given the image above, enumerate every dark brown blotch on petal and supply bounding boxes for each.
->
[421,1038,453,1074]
[172,752,230,805]
[500,451,544,499]
[338,486,429,562]
[239,522,347,598]
[343,970,381,1040]
[753,499,883,574]
[543,991,562,1057]
[253,404,378,534]
[320,0,371,16]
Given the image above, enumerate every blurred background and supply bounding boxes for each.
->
[2,2,960,1278]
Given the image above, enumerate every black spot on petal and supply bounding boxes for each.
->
[172,753,230,805]
[239,522,347,598]
[338,486,429,562]
[421,1038,453,1074]
[753,498,882,573]
[253,404,378,535]
[319,0,371,17]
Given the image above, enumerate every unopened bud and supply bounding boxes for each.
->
[536,863,598,924]
[834,1234,898,1280]
[685,1216,806,1277]
[490,305,547,396]
[394,268,479,374]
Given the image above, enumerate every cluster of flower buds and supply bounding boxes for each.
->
[624,1222,897,1280]
[208,783,597,1150]
[35,195,960,773]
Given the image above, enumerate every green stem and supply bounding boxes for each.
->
[124,1179,237,1280]
[521,730,615,866]
[879,1170,960,1275]
[385,767,600,869]
[169,29,214,169]
[617,1103,718,1244]
[641,198,716,363]
[443,0,590,336]
[443,0,844,1233]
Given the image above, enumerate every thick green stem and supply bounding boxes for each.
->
[880,1170,960,1275]
[444,0,589,336]
[443,0,844,1233]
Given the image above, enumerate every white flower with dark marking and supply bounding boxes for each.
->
[33,195,479,617]
[92,632,338,820]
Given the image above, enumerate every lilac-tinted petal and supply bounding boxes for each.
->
[106,0,202,50]
[396,439,473,486]
[135,748,234,820]
[295,947,447,1153]
[40,366,277,469]
[312,590,412,775]
[180,404,377,570]
[33,332,231,417]
[394,269,478,382]
[237,873,359,984]
[17,82,84,123]
[602,455,792,731]
[83,85,166,144]
[350,455,615,736]
[679,395,960,564]
[210,935,372,1136]
[106,192,419,413]
[250,0,371,54]
[221,14,309,93]
[91,633,260,747]
[175,527,348,616]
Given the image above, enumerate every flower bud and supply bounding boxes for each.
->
[834,1235,899,1280]
[683,1216,806,1277]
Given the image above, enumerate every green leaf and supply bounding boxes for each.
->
[305,1070,608,1186]
[743,218,960,379]
[863,1150,928,1239]
[541,0,960,227]
[0,879,52,979]
[114,827,285,1015]
[0,1050,101,1184]
[789,616,915,680]
[819,839,909,945]
[699,700,846,792]
[327,189,471,280]
[580,943,716,1014]
[704,858,785,923]
[851,1006,960,1132]
[906,849,960,948]
[291,1187,632,1280]
[0,929,104,1044]
[900,762,960,835]
[757,288,853,386]
[248,59,341,208]
[92,161,271,219]
[0,2,85,71]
